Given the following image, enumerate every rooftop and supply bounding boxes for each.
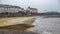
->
[0,4,21,8]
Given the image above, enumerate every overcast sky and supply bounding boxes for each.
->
[0,0,60,13]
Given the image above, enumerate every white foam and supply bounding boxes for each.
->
[42,31,52,34]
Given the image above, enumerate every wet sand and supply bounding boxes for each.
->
[0,29,39,34]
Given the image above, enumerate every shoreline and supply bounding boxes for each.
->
[43,16,60,18]
[0,29,39,34]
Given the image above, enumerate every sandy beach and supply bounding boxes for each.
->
[0,17,40,34]
[0,17,35,27]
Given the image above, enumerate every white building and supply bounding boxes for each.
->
[26,7,38,13]
[0,4,23,13]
